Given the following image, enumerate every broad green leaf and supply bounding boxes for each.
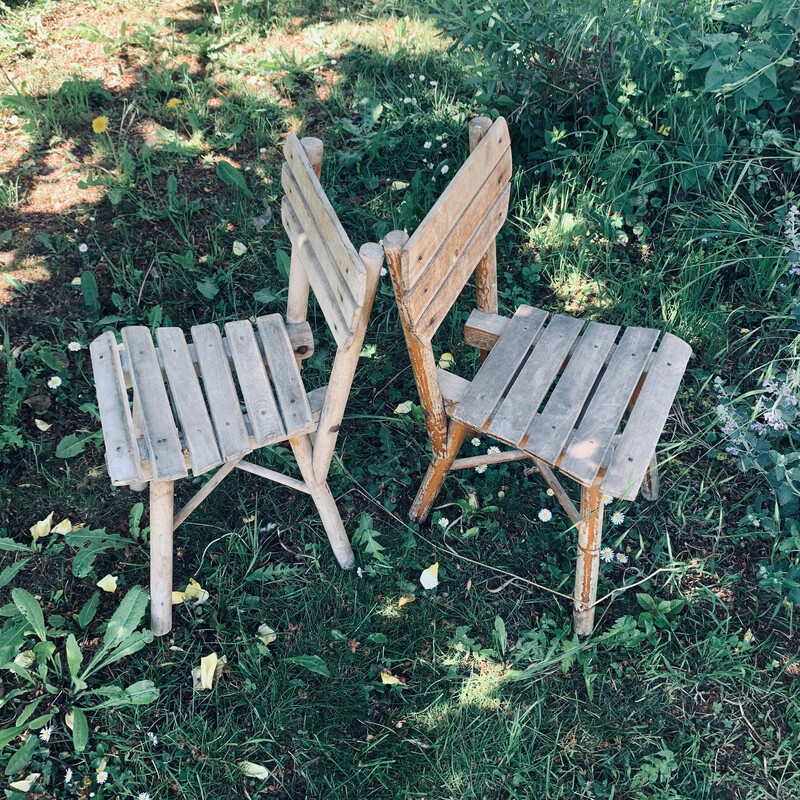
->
[77,591,100,628]
[103,585,148,650]
[64,529,130,578]
[71,707,88,753]
[216,161,252,196]
[196,279,219,300]
[14,697,40,727]
[253,288,276,305]
[55,433,94,459]
[2,273,28,295]
[283,655,330,677]
[4,734,37,775]
[11,588,46,641]
[0,538,31,552]
[66,634,83,681]
[81,270,100,313]
[0,558,29,590]
[0,616,29,665]
[275,248,290,279]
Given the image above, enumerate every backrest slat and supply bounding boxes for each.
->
[401,117,510,293]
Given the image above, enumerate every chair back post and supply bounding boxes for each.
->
[285,137,322,339]
[311,241,383,480]
[469,117,499,361]
[383,230,449,458]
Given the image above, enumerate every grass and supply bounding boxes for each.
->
[1,0,800,798]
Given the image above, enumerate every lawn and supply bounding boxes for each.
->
[1,0,800,798]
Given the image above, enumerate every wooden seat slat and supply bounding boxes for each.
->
[256,314,315,437]
[191,323,252,461]
[89,331,144,486]
[155,327,223,476]
[121,327,187,482]
[489,314,584,445]
[602,333,692,500]
[224,320,286,447]
[558,327,661,485]
[451,305,548,430]
[524,321,620,465]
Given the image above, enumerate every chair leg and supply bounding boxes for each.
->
[290,436,355,570]
[149,480,174,637]
[641,453,660,501]
[409,421,470,523]
[573,481,604,637]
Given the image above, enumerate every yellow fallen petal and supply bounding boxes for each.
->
[199,652,218,690]
[65,710,74,731]
[257,624,277,645]
[13,650,35,669]
[184,578,209,605]
[172,591,187,605]
[30,511,54,541]
[34,419,51,431]
[52,518,73,534]
[438,352,455,370]
[232,240,247,256]
[10,773,40,792]
[420,561,439,590]
[96,574,118,593]
[398,596,415,608]
[239,761,270,779]
[380,670,401,685]
[394,401,413,414]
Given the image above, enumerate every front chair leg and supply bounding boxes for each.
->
[149,479,174,637]
[573,481,604,637]
[409,421,470,523]
[290,436,355,570]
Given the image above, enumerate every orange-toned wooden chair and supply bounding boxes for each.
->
[90,135,383,635]
[383,117,691,635]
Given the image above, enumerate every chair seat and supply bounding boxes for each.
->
[450,305,691,500]
[90,315,316,486]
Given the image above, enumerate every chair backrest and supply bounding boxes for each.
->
[386,116,511,344]
[281,134,370,350]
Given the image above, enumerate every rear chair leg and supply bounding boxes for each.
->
[290,436,355,570]
[641,453,660,501]
[409,421,470,523]
[573,481,604,637]
[149,480,174,637]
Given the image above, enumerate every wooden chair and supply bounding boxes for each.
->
[383,117,691,635]
[90,135,383,636]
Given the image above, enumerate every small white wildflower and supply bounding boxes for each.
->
[213,14,222,23]
[89,216,95,222]
[546,488,554,497]
[9,114,19,125]
[474,464,487,474]
[599,546,614,563]
[64,768,73,784]
[330,58,338,65]
[96,770,109,784]
[538,508,552,522]
[137,793,152,800]
[147,732,158,746]
[435,135,443,141]
[68,341,82,352]
[117,342,124,351]
[418,74,425,80]
[603,493,613,505]
[78,243,88,253]
[610,511,625,526]
[39,725,53,743]
[438,517,449,528]
[440,143,447,149]
[259,147,267,153]
[429,80,437,87]
[357,567,363,578]
[73,228,78,234]
[339,5,345,10]
[47,376,62,389]
[423,141,432,148]
[616,552,629,565]
[471,437,481,446]
[403,97,411,103]
[441,164,449,174]
[486,446,500,455]
[380,267,387,277]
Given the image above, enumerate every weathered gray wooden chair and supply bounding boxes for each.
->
[383,117,691,635]
[90,135,383,636]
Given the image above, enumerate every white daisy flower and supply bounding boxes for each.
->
[380,267,387,277]
[599,546,614,563]
[47,376,62,389]
[137,793,152,800]
[616,552,629,565]
[96,770,109,784]
[259,147,267,153]
[471,437,481,446]
[147,732,158,745]
[438,517,449,528]
[474,464,487,474]
[117,342,124,351]
[78,243,88,253]
[423,141,432,148]
[435,135,443,141]
[440,164,449,174]
[65,768,73,784]
[418,74,425,80]
[603,493,613,505]
[403,97,411,103]
[487,446,500,455]
[213,14,222,23]
[440,143,447,149]
[538,508,552,522]
[68,341,82,351]
[429,80,438,86]
[39,725,53,742]
[546,488,554,496]
[610,511,625,526]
